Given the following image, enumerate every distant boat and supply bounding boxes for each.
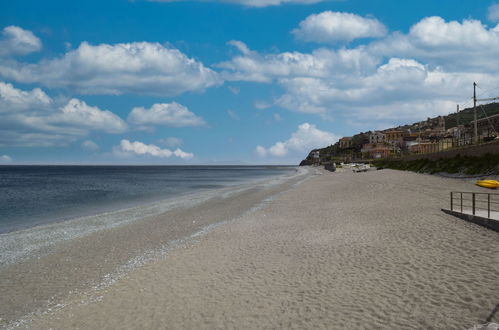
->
[476,180,499,189]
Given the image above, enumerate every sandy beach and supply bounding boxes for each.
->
[2,168,499,329]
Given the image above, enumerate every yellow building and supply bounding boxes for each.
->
[384,130,404,142]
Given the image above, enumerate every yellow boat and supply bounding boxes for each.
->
[476,180,499,189]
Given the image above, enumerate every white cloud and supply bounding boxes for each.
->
[0,81,51,111]
[82,140,99,151]
[56,99,128,133]
[275,59,495,120]
[368,17,499,72]
[114,139,193,160]
[220,16,499,126]
[256,123,338,157]
[127,102,205,128]
[0,41,221,96]
[0,26,42,57]
[409,16,498,48]
[218,41,379,82]
[225,0,323,6]
[0,82,128,146]
[149,0,325,7]
[158,137,183,148]
[489,4,499,22]
[292,11,387,43]
[0,154,13,163]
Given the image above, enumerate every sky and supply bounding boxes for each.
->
[1,0,499,165]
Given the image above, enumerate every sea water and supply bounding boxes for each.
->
[0,165,297,234]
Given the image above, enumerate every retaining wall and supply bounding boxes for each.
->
[400,141,499,161]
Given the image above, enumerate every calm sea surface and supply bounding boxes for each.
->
[0,165,296,234]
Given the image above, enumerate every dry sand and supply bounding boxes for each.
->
[5,169,499,329]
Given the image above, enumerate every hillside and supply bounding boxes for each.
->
[300,102,499,166]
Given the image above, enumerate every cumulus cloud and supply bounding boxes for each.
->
[292,11,387,43]
[0,82,127,146]
[0,154,13,163]
[220,16,499,126]
[0,80,51,111]
[488,4,499,22]
[114,139,193,160]
[275,58,495,120]
[368,16,499,72]
[82,140,99,151]
[149,0,325,7]
[0,26,42,57]
[218,41,379,82]
[127,102,206,129]
[256,123,338,157]
[0,41,221,96]
[56,99,128,133]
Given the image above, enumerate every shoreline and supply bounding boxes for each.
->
[0,167,314,327]
[3,168,499,329]
[0,165,299,235]
[0,166,304,267]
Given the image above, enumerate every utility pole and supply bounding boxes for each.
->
[456,104,460,147]
[473,82,478,144]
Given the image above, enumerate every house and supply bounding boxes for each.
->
[339,137,353,149]
[383,130,405,146]
[369,131,385,144]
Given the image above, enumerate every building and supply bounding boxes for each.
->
[383,130,405,152]
[339,137,353,149]
[409,140,439,154]
[369,131,385,144]
[384,130,405,144]
[472,113,499,141]
[361,143,393,159]
[438,137,454,151]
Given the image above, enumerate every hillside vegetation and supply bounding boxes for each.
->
[373,153,499,175]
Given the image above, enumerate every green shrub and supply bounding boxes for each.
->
[372,153,499,175]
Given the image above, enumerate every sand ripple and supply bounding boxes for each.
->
[21,170,499,329]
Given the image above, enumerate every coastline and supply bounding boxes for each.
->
[3,168,499,329]
[0,167,313,328]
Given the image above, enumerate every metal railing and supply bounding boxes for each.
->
[450,191,499,220]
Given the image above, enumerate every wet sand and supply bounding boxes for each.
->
[4,169,499,329]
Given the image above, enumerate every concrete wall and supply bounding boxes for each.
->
[442,209,499,232]
[400,140,499,161]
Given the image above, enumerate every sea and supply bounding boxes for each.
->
[0,165,297,234]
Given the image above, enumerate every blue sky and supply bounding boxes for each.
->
[1,0,499,164]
